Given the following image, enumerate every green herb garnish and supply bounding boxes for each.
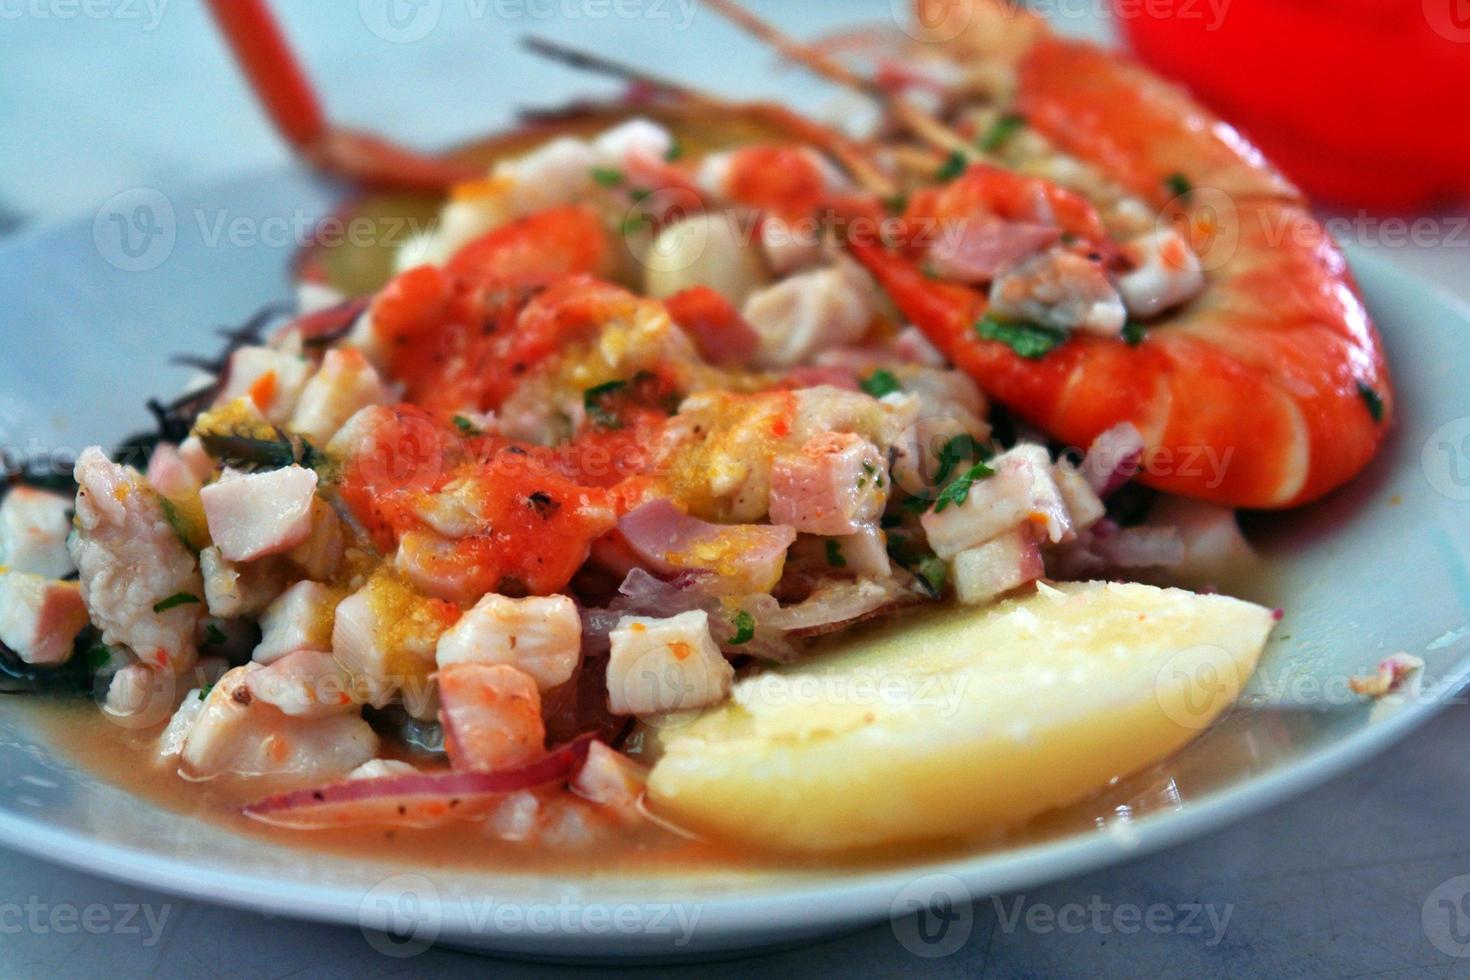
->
[665,140,684,162]
[452,415,481,436]
[85,644,113,672]
[1122,320,1148,347]
[915,556,949,597]
[584,379,629,428]
[935,150,969,182]
[885,193,910,213]
[730,610,756,645]
[859,369,902,399]
[153,592,201,614]
[1164,172,1193,199]
[979,113,1026,152]
[1357,381,1385,423]
[197,684,214,701]
[591,166,625,187]
[934,433,988,487]
[976,315,1067,360]
[825,539,847,568]
[933,461,996,513]
[203,623,227,647]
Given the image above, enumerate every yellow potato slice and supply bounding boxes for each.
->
[646,581,1274,852]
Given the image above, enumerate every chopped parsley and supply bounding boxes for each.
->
[158,496,198,552]
[1164,172,1193,199]
[825,539,848,568]
[915,556,949,597]
[933,461,996,513]
[590,166,625,187]
[935,150,969,183]
[901,494,933,515]
[979,113,1026,152]
[583,379,629,428]
[665,140,684,162]
[197,684,214,701]
[934,433,988,487]
[976,315,1067,360]
[619,214,648,237]
[884,193,910,213]
[920,261,942,281]
[203,623,227,647]
[1122,320,1148,347]
[628,186,652,204]
[730,610,756,645]
[859,369,902,399]
[1357,381,1385,423]
[85,644,113,672]
[153,592,201,614]
[452,414,482,436]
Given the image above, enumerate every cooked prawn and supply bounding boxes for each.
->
[713,0,1394,509]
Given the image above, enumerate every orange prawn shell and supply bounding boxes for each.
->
[885,0,1395,508]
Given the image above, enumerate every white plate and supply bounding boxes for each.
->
[1,174,1468,959]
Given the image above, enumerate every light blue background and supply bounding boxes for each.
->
[2,2,1469,976]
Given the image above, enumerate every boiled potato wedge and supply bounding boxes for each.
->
[646,581,1274,852]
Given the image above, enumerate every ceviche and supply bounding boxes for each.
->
[0,0,1393,855]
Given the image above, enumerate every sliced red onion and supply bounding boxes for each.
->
[759,579,918,637]
[1091,522,1185,568]
[241,735,596,830]
[1082,423,1145,497]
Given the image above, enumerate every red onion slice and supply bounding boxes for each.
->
[241,734,596,830]
[1082,423,1145,497]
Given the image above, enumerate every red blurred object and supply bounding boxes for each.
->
[1116,0,1470,210]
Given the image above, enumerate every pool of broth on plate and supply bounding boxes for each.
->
[15,550,1283,874]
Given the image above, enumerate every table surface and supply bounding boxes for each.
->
[3,3,1469,976]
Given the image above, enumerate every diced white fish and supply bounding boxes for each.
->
[952,529,1045,607]
[199,546,289,619]
[69,447,203,673]
[438,663,546,773]
[606,610,733,716]
[347,759,419,781]
[0,572,89,665]
[245,649,356,718]
[179,665,377,780]
[0,486,75,579]
[989,248,1127,337]
[253,581,339,665]
[1116,228,1205,320]
[288,348,390,445]
[1052,458,1107,534]
[102,662,179,729]
[742,260,878,368]
[285,498,344,582]
[921,444,1071,559]
[769,432,888,536]
[570,742,647,826]
[213,346,315,424]
[158,687,207,761]
[200,465,318,563]
[145,443,203,500]
[435,593,581,692]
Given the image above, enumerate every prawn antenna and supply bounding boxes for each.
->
[703,0,978,164]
